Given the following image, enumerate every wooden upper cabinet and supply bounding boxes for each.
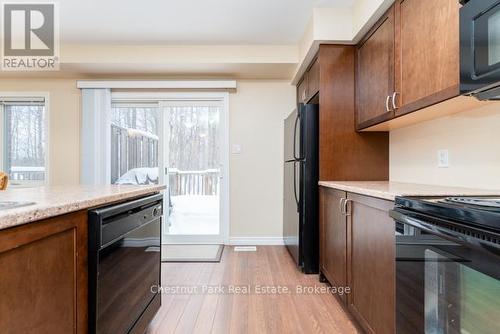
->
[297,76,308,104]
[308,58,320,100]
[319,187,348,303]
[356,6,395,129]
[297,57,319,104]
[356,0,460,129]
[394,0,460,116]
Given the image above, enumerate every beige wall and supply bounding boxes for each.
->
[0,78,81,185]
[390,103,500,190]
[229,80,295,238]
[0,78,295,239]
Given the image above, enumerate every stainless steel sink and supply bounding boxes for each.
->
[0,201,36,210]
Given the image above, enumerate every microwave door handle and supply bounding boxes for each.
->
[391,210,500,255]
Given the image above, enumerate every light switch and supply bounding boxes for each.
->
[232,144,242,154]
[438,149,449,168]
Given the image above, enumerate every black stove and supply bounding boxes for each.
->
[394,196,500,233]
[390,196,500,334]
[442,197,500,208]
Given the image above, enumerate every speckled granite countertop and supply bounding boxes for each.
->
[318,181,500,201]
[0,185,165,230]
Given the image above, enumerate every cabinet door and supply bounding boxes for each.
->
[0,211,88,334]
[308,58,320,100]
[356,5,395,130]
[347,193,395,334]
[394,0,460,116]
[297,76,308,104]
[319,187,347,303]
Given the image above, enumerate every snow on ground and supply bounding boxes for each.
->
[167,195,219,235]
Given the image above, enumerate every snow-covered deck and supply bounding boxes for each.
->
[167,195,219,235]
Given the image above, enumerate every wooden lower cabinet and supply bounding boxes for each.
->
[320,187,395,334]
[347,193,395,334]
[0,211,88,334]
[319,187,347,303]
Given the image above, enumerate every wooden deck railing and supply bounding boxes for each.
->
[9,166,45,181]
[168,168,220,196]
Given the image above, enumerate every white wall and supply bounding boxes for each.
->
[390,103,500,190]
[229,80,295,239]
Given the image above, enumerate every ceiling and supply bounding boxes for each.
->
[58,0,353,45]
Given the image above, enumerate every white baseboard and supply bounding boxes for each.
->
[227,237,284,246]
[122,237,284,247]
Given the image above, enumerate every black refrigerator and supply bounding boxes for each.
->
[283,103,319,274]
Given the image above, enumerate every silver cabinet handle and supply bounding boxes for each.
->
[385,95,391,112]
[344,199,352,216]
[339,198,346,215]
[392,92,399,110]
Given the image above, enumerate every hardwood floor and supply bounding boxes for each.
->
[146,246,360,334]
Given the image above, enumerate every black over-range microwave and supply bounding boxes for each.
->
[460,0,500,100]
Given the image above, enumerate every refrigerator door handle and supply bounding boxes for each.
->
[293,161,300,212]
[293,111,301,160]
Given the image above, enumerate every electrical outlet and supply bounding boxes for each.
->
[438,149,449,168]
[232,144,242,154]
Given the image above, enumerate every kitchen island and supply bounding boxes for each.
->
[0,184,165,334]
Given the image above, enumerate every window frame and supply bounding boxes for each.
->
[0,92,50,187]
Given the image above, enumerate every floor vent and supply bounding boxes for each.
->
[234,246,257,252]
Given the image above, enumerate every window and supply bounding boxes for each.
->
[110,103,159,185]
[0,97,47,186]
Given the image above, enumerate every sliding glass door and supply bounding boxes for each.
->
[109,93,228,245]
[161,100,225,244]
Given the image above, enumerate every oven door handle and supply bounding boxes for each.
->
[390,209,500,256]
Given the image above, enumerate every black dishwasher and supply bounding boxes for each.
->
[88,193,163,334]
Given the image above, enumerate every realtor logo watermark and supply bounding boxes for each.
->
[1,2,59,70]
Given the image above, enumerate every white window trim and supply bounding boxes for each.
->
[77,80,237,90]
[0,91,50,187]
[111,91,231,245]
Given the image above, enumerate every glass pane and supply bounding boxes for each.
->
[459,263,500,333]
[110,106,159,185]
[4,105,46,184]
[166,105,221,235]
[424,248,500,334]
[489,9,500,66]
